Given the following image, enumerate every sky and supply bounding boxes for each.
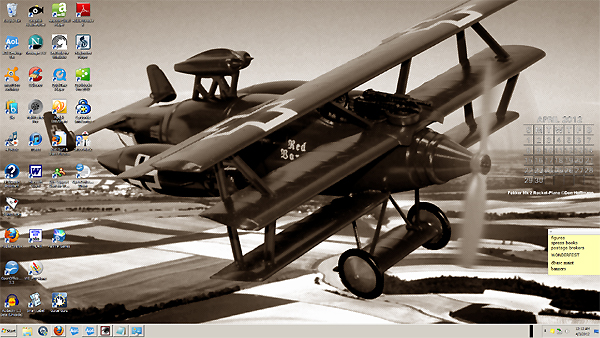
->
[1,0,598,152]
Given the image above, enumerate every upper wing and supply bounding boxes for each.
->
[118,0,515,179]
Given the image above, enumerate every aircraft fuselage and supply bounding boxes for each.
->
[98,90,475,197]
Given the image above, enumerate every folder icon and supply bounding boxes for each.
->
[22,327,33,336]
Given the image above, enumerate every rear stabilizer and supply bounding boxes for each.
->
[147,64,176,104]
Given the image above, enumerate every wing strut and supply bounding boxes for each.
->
[464,103,477,132]
[215,162,245,267]
[496,74,519,121]
[230,156,274,196]
[388,195,410,227]
[456,30,477,132]
[264,222,276,266]
[326,101,373,128]
[413,189,421,230]
[395,58,412,95]
[369,198,388,255]
[352,221,362,249]
[457,22,514,133]
[471,23,510,61]
[456,31,470,67]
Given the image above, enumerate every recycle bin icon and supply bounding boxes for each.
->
[7,3,17,17]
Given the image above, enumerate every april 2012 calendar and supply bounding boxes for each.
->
[524,115,594,185]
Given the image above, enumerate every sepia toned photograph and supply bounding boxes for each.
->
[1,0,599,336]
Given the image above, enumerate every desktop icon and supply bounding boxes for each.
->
[38,326,48,336]
[52,3,66,17]
[76,164,91,178]
[4,294,18,307]
[22,327,33,336]
[4,163,20,179]
[131,326,143,336]
[114,326,126,336]
[52,131,66,147]
[51,292,67,308]
[29,133,43,146]
[29,5,43,16]
[76,3,90,17]
[84,326,95,336]
[75,68,90,81]
[76,34,91,50]
[4,227,19,241]
[28,99,44,114]
[70,326,79,336]
[52,99,67,114]
[5,100,18,114]
[5,198,18,211]
[76,132,90,147]
[100,326,110,336]
[53,325,65,336]
[53,229,66,242]
[4,260,19,275]
[5,67,19,81]
[28,292,41,307]
[5,35,18,49]
[52,34,67,50]
[52,131,67,147]
[5,131,18,146]
[53,68,67,81]
[7,3,17,17]
[28,67,42,82]
[28,34,43,49]
[28,164,42,178]
[76,99,91,114]
[29,260,43,275]
[29,229,42,242]
[52,167,66,178]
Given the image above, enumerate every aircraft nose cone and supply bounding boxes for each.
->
[97,148,124,175]
[426,135,473,184]
[471,153,492,175]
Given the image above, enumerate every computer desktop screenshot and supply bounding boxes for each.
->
[1,1,599,337]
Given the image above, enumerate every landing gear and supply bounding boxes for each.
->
[407,202,451,250]
[337,195,451,299]
[338,249,384,299]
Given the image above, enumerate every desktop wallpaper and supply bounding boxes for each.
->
[1,0,599,331]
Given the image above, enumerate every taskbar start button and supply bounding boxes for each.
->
[1,325,17,337]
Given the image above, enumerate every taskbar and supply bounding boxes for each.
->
[1,324,599,338]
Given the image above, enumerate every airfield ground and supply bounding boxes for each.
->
[1,193,599,324]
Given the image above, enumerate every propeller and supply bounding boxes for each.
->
[459,62,494,267]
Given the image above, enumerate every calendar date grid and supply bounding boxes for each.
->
[523,121,594,185]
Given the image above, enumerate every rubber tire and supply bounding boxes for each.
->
[338,249,384,299]
[407,202,451,250]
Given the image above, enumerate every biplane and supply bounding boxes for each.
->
[44,0,544,299]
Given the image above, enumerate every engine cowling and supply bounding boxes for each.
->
[335,129,484,194]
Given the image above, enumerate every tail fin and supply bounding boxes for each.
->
[43,112,76,151]
[147,64,176,104]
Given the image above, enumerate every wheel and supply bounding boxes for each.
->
[407,202,451,250]
[338,249,384,299]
